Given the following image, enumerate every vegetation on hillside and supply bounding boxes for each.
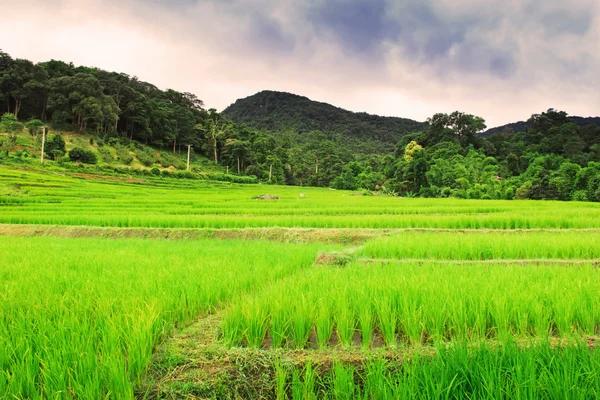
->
[1,51,599,200]
[222,90,425,154]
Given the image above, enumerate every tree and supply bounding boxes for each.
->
[1,112,24,134]
[0,113,23,154]
[45,134,66,160]
[69,147,98,164]
[403,141,423,162]
[426,111,486,147]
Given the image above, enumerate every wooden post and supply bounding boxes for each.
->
[40,126,46,165]
[186,144,191,171]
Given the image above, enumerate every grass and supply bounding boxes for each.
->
[360,231,600,260]
[2,167,600,229]
[0,236,333,399]
[3,165,600,398]
[224,261,600,349]
[278,340,600,399]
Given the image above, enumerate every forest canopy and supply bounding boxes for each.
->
[1,50,599,201]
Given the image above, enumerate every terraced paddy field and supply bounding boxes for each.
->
[1,165,600,399]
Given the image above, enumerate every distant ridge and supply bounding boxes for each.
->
[222,90,425,153]
[483,116,600,137]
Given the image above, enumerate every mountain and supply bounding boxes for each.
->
[483,116,600,137]
[222,91,425,154]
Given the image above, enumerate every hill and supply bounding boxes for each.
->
[483,116,600,136]
[222,91,426,153]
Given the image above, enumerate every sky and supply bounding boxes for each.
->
[2,0,599,127]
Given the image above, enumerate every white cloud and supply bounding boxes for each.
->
[1,0,599,127]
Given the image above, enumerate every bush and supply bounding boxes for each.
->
[208,173,258,184]
[160,153,186,170]
[99,148,114,164]
[150,167,160,176]
[45,134,66,160]
[440,187,452,198]
[69,148,98,164]
[115,145,133,165]
[133,147,157,167]
[516,182,532,200]
[571,190,589,202]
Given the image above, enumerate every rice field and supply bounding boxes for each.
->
[0,236,334,398]
[224,262,600,349]
[1,165,600,399]
[2,167,600,229]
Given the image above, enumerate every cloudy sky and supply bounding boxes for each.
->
[2,0,599,127]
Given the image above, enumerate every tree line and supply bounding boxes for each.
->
[1,51,599,201]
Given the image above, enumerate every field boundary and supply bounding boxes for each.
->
[3,224,600,244]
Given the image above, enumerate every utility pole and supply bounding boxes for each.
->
[40,126,46,165]
[186,145,191,171]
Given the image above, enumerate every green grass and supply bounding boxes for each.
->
[360,231,600,260]
[279,340,600,399]
[224,262,600,349]
[0,236,332,399]
[2,167,600,229]
[3,165,600,398]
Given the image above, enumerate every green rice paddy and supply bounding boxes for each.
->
[1,165,599,399]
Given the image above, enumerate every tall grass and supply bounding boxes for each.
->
[278,340,600,399]
[223,262,600,348]
[361,231,600,260]
[0,236,328,399]
[2,167,600,229]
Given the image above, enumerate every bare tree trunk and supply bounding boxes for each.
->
[212,124,218,163]
[237,157,240,174]
[269,164,272,182]
[173,139,176,153]
[187,145,191,171]
[315,153,319,174]
[40,126,46,165]
[14,97,21,118]
[42,99,48,121]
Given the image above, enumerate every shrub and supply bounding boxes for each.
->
[571,190,589,202]
[504,187,515,200]
[516,182,532,200]
[160,153,186,170]
[115,146,133,165]
[440,187,452,198]
[45,134,66,160]
[69,148,98,164]
[150,167,160,176]
[99,148,114,163]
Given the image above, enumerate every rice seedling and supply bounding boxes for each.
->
[315,301,334,348]
[223,261,600,349]
[0,236,329,399]
[3,167,600,230]
[361,231,600,260]
[279,340,600,399]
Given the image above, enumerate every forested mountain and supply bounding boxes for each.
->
[1,51,600,201]
[223,91,425,154]
[484,116,600,136]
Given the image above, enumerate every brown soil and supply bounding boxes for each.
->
[72,173,146,183]
[0,225,398,244]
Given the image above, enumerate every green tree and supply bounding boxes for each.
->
[45,134,66,160]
